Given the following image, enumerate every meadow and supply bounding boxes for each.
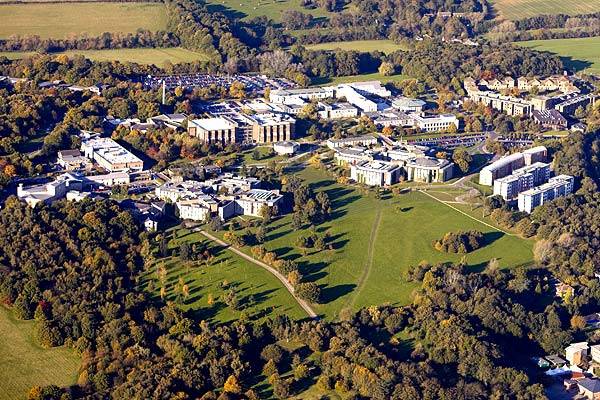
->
[141,231,307,324]
[214,167,534,319]
[490,0,600,20]
[0,2,167,39]
[205,0,333,22]
[518,36,600,74]
[305,39,407,54]
[0,307,80,400]
[311,71,409,86]
[0,48,210,66]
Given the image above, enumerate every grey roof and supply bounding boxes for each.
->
[579,378,600,393]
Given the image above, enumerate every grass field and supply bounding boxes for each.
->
[518,37,600,74]
[0,48,210,65]
[217,167,534,319]
[490,0,600,20]
[0,2,167,39]
[305,40,407,54]
[311,71,409,86]
[205,0,333,22]
[0,307,80,400]
[140,231,307,324]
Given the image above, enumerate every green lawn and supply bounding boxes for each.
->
[0,2,167,39]
[0,307,80,400]
[218,167,534,319]
[305,39,407,54]
[205,0,333,22]
[518,37,600,74]
[141,230,307,324]
[311,72,409,86]
[490,0,600,20]
[0,48,210,66]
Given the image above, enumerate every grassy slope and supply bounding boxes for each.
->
[305,40,407,54]
[311,72,409,86]
[219,168,533,319]
[140,231,307,324]
[205,0,333,22]
[0,48,210,65]
[0,2,167,39]
[518,37,600,74]
[490,0,600,20]
[0,307,80,400]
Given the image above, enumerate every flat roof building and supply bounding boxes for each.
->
[493,162,551,200]
[405,157,454,183]
[518,175,574,213]
[81,137,143,173]
[350,160,402,186]
[479,146,547,186]
[326,135,378,149]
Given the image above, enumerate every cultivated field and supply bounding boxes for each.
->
[215,167,534,319]
[205,0,332,22]
[142,231,307,324]
[0,2,167,39]
[0,307,80,400]
[518,37,600,74]
[0,48,210,65]
[305,39,407,54]
[490,0,600,20]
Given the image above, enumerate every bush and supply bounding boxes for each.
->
[434,230,484,254]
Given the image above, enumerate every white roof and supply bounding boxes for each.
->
[190,117,235,131]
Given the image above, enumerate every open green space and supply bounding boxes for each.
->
[311,71,409,86]
[0,307,80,400]
[305,39,407,54]
[0,2,167,39]
[490,0,600,20]
[205,0,333,22]
[518,36,600,74]
[217,167,534,319]
[141,230,306,324]
[0,48,210,65]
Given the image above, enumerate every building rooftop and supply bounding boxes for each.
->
[189,117,236,131]
[578,378,600,393]
[407,157,450,169]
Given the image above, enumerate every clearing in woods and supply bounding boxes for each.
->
[490,0,600,20]
[0,307,80,400]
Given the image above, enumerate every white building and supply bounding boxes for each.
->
[412,114,459,132]
[391,96,426,113]
[155,180,208,202]
[273,141,299,155]
[177,196,219,222]
[517,175,574,213]
[565,342,589,366]
[405,157,454,183]
[57,149,91,171]
[350,160,402,186]
[230,189,284,217]
[336,84,379,113]
[479,146,547,186]
[333,147,375,166]
[317,102,359,119]
[81,137,143,172]
[270,87,335,105]
[326,135,378,149]
[492,162,551,200]
[17,173,83,208]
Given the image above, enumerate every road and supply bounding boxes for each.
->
[196,229,318,319]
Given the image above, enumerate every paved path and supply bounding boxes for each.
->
[348,207,383,308]
[197,230,318,319]
[418,190,515,236]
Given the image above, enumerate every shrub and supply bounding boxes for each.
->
[434,230,484,254]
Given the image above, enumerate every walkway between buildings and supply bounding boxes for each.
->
[197,229,319,319]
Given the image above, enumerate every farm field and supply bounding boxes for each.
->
[0,48,210,65]
[518,36,600,74]
[305,39,407,54]
[0,307,80,400]
[0,2,167,39]
[141,231,307,324]
[205,0,333,22]
[214,167,534,319]
[490,0,600,20]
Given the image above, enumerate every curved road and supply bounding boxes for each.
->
[197,230,318,319]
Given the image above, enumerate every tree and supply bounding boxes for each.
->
[179,242,191,261]
[452,147,472,173]
[259,205,273,224]
[382,125,394,136]
[223,375,242,394]
[295,282,321,303]
[159,236,169,257]
[378,62,395,76]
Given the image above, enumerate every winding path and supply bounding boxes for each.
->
[197,230,318,319]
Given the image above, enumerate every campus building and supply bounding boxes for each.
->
[350,160,402,186]
[468,91,532,116]
[412,114,459,132]
[517,175,574,213]
[326,135,378,149]
[391,96,426,113]
[405,157,454,183]
[317,102,359,119]
[532,110,568,130]
[333,147,376,166]
[17,173,83,208]
[176,196,219,222]
[188,117,238,144]
[479,146,547,186]
[220,189,285,219]
[492,162,551,200]
[81,137,143,172]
